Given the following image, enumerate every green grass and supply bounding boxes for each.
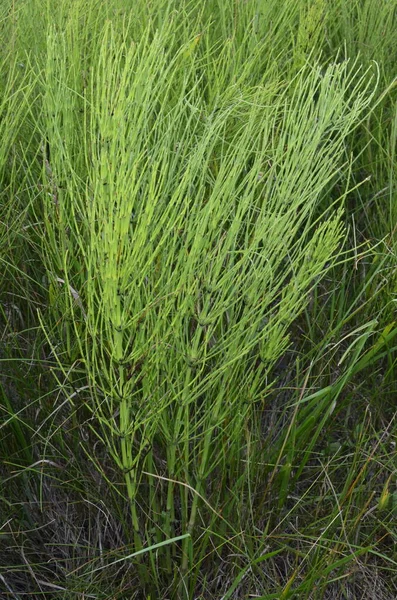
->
[1,1,396,598]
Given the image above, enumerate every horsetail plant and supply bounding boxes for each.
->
[3,1,396,597]
[26,12,381,595]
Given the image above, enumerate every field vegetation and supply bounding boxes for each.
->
[0,0,396,598]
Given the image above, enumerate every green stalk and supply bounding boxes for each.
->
[113,293,143,551]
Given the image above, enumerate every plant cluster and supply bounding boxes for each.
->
[1,1,396,598]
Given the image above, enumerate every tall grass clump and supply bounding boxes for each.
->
[1,1,396,598]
